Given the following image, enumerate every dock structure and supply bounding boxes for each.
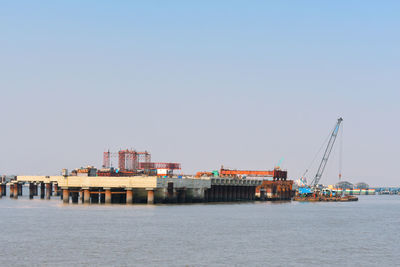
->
[10,176,262,204]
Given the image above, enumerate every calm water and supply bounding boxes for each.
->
[0,190,399,266]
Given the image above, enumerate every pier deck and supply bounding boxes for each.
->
[6,176,262,204]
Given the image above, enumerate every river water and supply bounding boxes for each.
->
[0,191,399,266]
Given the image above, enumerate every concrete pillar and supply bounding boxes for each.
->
[105,188,112,204]
[49,183,53,196]
[9,184,14,198]
[147,189,154,204]
[29,183,34,199]
[83,188,90,204]
[126,188,133,204]
[13,183,18,199]
[45,183,51,200]
[53,184,59,196]
[40,183,45,199]
[62,189,69,204]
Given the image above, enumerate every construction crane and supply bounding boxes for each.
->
[310,117,343,188]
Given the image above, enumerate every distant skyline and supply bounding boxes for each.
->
[1,1,399,186]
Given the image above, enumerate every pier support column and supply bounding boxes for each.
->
[29,183,34,199]
[49,183,53,196]
[9,184,14,198]
[146,188,154,204]
[126,188,133,204]
[13,183,18,199]
[45,183,51,200]
[40,183,45,199]
[62,188,69,204]
[83,188,90,204]
[105,188,112,204]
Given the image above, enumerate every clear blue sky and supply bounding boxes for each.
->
[1,1,399,186]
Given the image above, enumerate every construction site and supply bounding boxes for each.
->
[0,148,293,204]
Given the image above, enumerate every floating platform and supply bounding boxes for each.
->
[293,195,358,202]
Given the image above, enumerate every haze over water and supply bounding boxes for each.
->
[1,193,398,266]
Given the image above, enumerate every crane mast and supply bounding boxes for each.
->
[310,117,343,187]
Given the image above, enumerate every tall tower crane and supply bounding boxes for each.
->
[310,117,343,188]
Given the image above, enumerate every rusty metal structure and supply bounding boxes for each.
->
[100,149,180,176]
[219,167,287,181]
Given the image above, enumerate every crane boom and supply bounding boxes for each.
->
[310,117,343,187]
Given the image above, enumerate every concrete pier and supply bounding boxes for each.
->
[14,175,263,204]
[53,183,59,196]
